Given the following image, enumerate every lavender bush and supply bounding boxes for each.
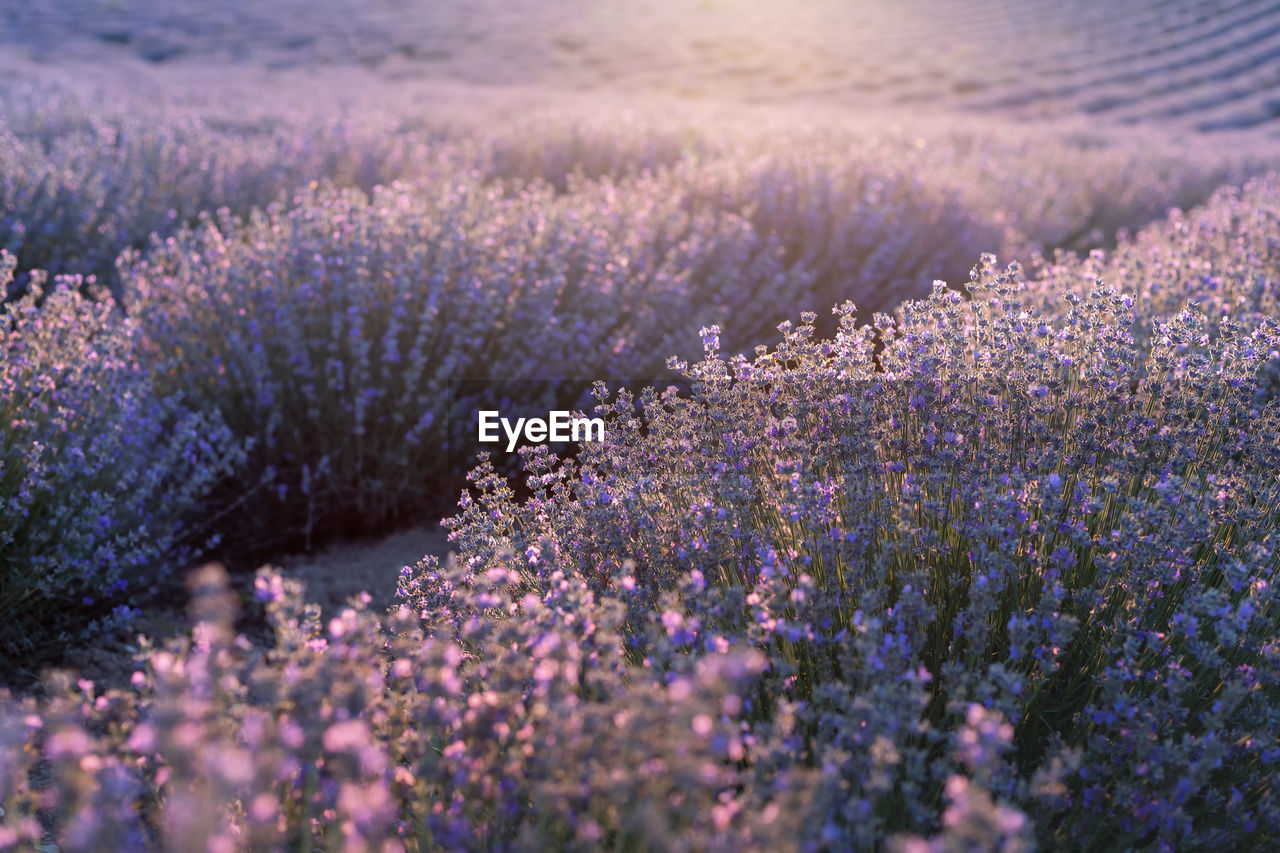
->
[1029,173,1280,334]
[0,250,242,673]
[0,561,827,851]
[0,80,458,297]
[122,176,806,554]
[443,257,1280,847]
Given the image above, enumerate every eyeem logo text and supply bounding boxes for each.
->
[478,410,605,452]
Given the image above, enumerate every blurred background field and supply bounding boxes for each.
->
[6,0,1280,135]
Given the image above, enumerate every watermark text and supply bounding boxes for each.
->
[478,410,605,452]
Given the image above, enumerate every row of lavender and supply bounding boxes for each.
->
[3,218,1279,848]
[4,80,1269,300]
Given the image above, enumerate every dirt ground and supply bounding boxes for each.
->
[272,523,451,615]
[48,524,451,694]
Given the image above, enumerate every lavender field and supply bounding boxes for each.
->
[3,2,1280,850]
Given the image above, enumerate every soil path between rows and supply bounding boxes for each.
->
[48,524,452,695]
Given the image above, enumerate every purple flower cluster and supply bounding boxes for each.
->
[0,251,241,671]
[1030,172,1280,338]
[121,174,809,551]
[0,79,459,298]
[1,561,820,851]
[445,246,1280,846]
